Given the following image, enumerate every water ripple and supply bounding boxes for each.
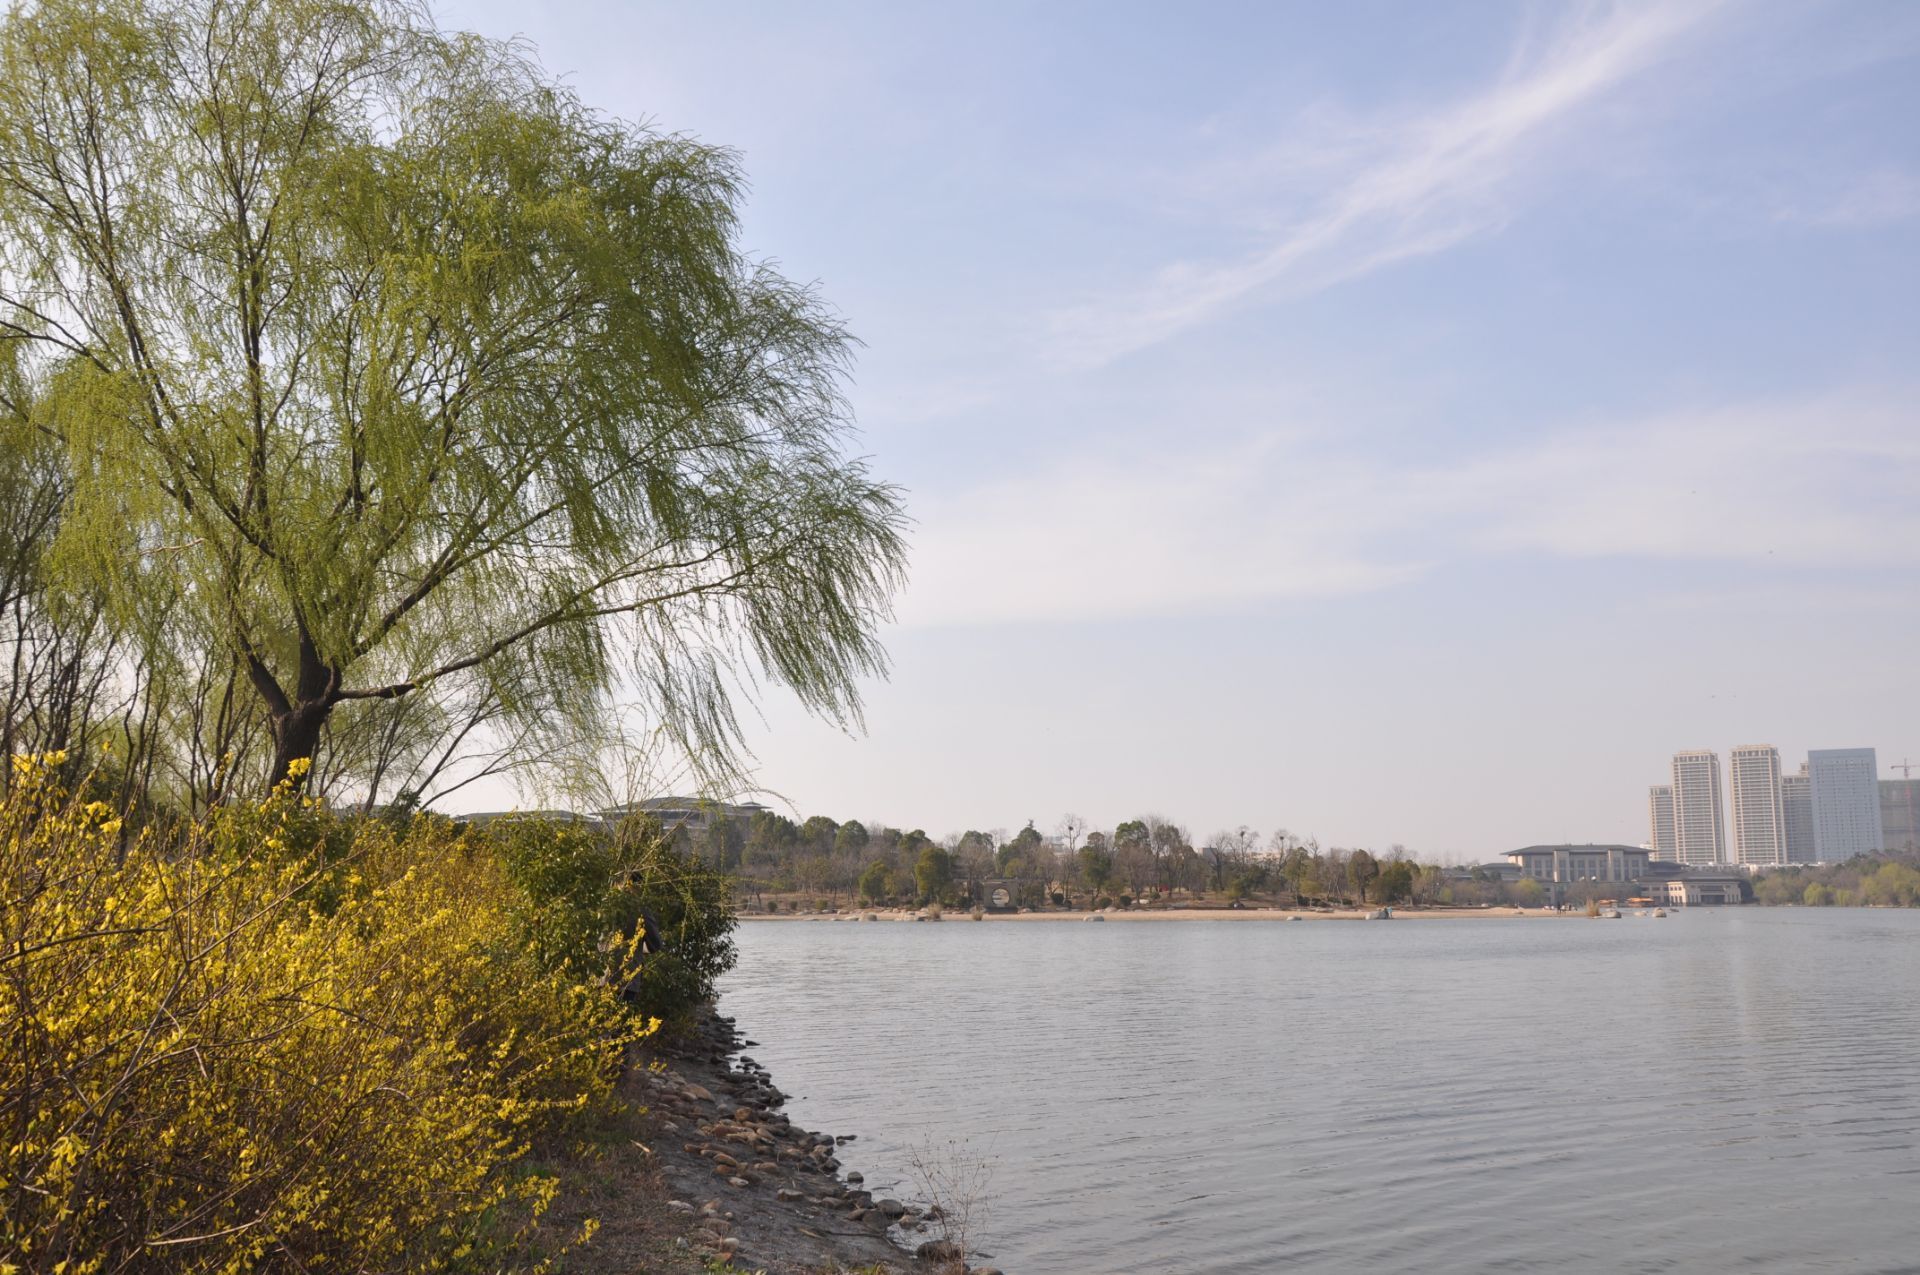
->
[720,910,1920,1273]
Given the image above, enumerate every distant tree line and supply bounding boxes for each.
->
[1751,852,1920,908]
[675,810,1513,910]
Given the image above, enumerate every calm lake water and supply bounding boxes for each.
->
[719,910,1920,1274]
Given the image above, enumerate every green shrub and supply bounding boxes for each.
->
[605,820,737,1027]
[486,814,736,1031]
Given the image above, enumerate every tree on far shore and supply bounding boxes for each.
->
[914,844,954,903]
[858,860,890,904]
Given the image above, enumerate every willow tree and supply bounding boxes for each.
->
[0,0,906,792]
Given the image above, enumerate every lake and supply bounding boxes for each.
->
[718,909,1920,1273]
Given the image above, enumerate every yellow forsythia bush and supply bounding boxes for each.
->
[1,758,652,1273]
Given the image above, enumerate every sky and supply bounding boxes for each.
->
[440,0,1920,859]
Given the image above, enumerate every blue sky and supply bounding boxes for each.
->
[445,0,1919,857]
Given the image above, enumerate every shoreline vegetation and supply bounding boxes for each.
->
[3,763,961,1274]
[695,809,1920,917]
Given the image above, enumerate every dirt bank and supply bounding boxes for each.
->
[542,1008,990,1275]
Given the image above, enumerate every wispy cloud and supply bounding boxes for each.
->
[1774,167,1920,229]
[898,389,1920,627]
[899,444,1421,627]
[1043,1,1722,367]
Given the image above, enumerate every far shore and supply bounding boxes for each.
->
[740,905,1630,923]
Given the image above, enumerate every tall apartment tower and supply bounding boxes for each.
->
[1808,748,1884,860]
[1781,765,1816,863]
[1882,776,1919,853]
[1648,785,1677,860]
[1670,750,1727,866]
[1729,745,1787,867]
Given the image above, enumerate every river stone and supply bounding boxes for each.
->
[876,1198,907,1218]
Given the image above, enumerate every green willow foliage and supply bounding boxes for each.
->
[0,0,907,796]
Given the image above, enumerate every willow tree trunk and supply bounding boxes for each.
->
[246,628,344,794]
[267,700,331,792]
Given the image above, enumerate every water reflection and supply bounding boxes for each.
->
[720,911,1920,1273]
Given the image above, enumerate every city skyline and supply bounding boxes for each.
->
[1646,743,1910,866]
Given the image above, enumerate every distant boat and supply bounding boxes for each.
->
[1653,908,1667,917]
[1363,907,1392,920]
[1600,907,1622,919]
[1084,914,1105,922]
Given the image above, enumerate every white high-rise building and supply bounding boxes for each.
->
[1782,766,1816,863]
[1809,748,1884,860]
[1671,750,1727,866]
[1729,745,1786,867]
[1647,785,1676,860]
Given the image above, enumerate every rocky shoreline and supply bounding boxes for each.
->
[635,1008,1001,1275]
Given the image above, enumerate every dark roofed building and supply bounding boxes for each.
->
[599,797,769,837]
